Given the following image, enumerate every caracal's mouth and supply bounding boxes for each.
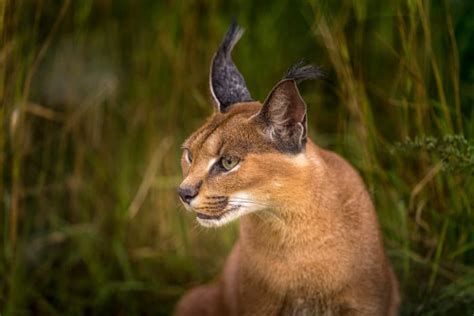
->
[195,205,243,227]
[195,212,224,220]
[180,193,261,227]
[195,204,239,220]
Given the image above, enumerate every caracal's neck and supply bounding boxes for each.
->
[239,141,340,256]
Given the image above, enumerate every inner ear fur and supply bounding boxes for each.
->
[257,79,308,153]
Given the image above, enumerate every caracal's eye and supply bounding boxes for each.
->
[220,156,240,171]
[184,149,193,164]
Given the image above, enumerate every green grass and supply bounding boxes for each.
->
[1,0,473,315]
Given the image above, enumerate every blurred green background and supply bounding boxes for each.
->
[1,0,473,315]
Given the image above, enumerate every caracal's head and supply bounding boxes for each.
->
[178,20,324,227]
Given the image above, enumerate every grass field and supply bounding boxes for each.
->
[1,0,473,315]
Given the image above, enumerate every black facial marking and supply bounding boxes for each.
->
[206,195,228,200]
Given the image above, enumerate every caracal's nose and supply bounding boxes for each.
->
[177,181,202,204]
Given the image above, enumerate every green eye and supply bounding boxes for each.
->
[220,156,239,171]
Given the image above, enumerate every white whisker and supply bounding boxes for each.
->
[228,199,270,207]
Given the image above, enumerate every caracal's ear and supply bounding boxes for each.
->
[210,19,252,113]
[256,62,325,153]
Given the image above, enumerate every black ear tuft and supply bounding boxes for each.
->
[210,19,253,112]
[283,61,326,84]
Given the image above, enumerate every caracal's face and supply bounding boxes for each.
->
[178,102,308,227]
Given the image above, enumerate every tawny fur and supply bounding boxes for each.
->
[175,103,399,316]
